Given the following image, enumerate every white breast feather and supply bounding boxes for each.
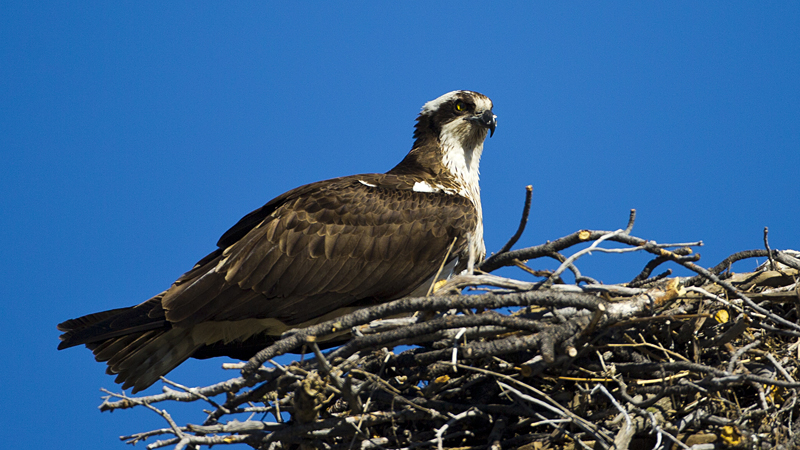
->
[438,117,486,267]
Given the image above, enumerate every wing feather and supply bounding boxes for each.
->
[236,246,278,291]
[307,233,326,259]
[324,258,368,293]
[374,256,418,297]
[93,334,140,363]
[270,250,319,296]
[223,222,276,284]
[162,271,226,323]
[296,250,356,296]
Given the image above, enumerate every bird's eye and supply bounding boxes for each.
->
[454,101,466,112]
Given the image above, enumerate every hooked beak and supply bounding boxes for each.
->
[470,109,497,137]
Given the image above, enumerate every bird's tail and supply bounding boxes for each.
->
[57,295,201,393]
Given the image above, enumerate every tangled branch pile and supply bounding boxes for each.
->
[99,203,800,450]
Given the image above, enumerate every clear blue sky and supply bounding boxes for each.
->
[2,3,798,449]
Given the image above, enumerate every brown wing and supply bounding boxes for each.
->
[160,173,478,327]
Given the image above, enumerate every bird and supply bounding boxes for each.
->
[57,90,497,393]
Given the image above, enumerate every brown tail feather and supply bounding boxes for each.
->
[57,294,199,392]
[57,307,133,348]
[57,295,169,350]
[63,324,202,393]
[107,327,202,393]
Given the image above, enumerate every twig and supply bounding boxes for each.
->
[495,185,533,255]
[764,227,777,271]
[435,408,482,450]
[427,236,458,296]
[590,384,633,449]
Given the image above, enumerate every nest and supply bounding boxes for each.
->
[99,201,800,450]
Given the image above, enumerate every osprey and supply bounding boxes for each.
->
[58,90,496,393]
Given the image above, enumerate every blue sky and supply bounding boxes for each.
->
[2,2,798,449]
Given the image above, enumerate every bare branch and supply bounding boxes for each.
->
[493,185,533,256]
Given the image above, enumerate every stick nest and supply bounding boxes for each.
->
[99,200,800,450]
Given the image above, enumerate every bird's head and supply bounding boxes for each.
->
[391,91,495,183]
[413,90,496,150]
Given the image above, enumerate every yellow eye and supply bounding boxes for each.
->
[455,101,465,112]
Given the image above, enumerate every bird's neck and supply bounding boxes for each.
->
[439,127,483,205]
